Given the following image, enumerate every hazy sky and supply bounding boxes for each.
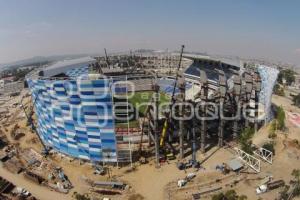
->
[0,0,299,66]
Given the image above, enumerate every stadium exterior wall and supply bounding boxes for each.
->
[27,77,117,162]
[257,65,279,122]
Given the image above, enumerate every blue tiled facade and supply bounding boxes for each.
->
[27,77,117,162]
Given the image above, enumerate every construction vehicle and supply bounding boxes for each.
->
[177,179,187,188]
[177,172,196,188]
[177,159,200,170]
[256,180,285,194]
[166,152,176,160]
[259,175,273,186]
[94,165,106,175]
[215,163,230,175]
[159,120,169,147]
[14,187,30,197]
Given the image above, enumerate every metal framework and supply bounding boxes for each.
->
[254,147,273,164]
[234,147,261,173]
[217,68,227,147]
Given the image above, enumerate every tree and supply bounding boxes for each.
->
[292,169,300,197]
[269,120,277,138]
[276,106,286,131]
[72,192,91,200]
[292,169,300,196]
[293,94,300,107]
[292,169,300,183]
[225,190,237,200]
[273,84,285,96]
[269,106,285,137]
[239,127,255,154]
[211,190,247,200]
[239,127,255,143]
[278,69,296,86]
[262,142,275,155]
[270,106,285,134]
[279,185,290,200]
[212,193,225,200]
[238,195,248,200]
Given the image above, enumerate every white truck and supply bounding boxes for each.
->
[256,180,285,194]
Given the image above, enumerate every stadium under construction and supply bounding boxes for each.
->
[25,47,278,166]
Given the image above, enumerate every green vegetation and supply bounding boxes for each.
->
[212,190,247,200]
[276,106,286,131]
[279,185,290,200]
[269,106,285,138]
[273,84,285,96]
[292,169,300,197]
[72,192,91,200]
[128,91,170,115]
[262,142,275,155]
[1,68,33,81]
[279,169,300,199]
[128,194,144,200]
[238,127,255,154]
[115,120,140,128]
[292,93,300,107]
[292,169,300,183]
[269,106,286,136]
[278,69,296,86]
[269,120,277,138]
[292,139,300,149]
[243,62,255,70]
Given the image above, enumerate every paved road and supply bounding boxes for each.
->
[0,164,72,200]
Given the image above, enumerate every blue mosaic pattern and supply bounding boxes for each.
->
[27,77,117,162]
[158,78,192,95]
[257,65,279,122]
[65,66,89,78]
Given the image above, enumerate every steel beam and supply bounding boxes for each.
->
[235,147,261,173]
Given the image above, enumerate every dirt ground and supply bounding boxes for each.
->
[1,92,300,200]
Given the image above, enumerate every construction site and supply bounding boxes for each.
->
[0,47,299,200]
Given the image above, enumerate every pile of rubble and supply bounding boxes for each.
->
[0,176,36,200]
[1,145,24,174]
[19,148,73,194]
[0,146,73,194]
[10,125,25,141]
